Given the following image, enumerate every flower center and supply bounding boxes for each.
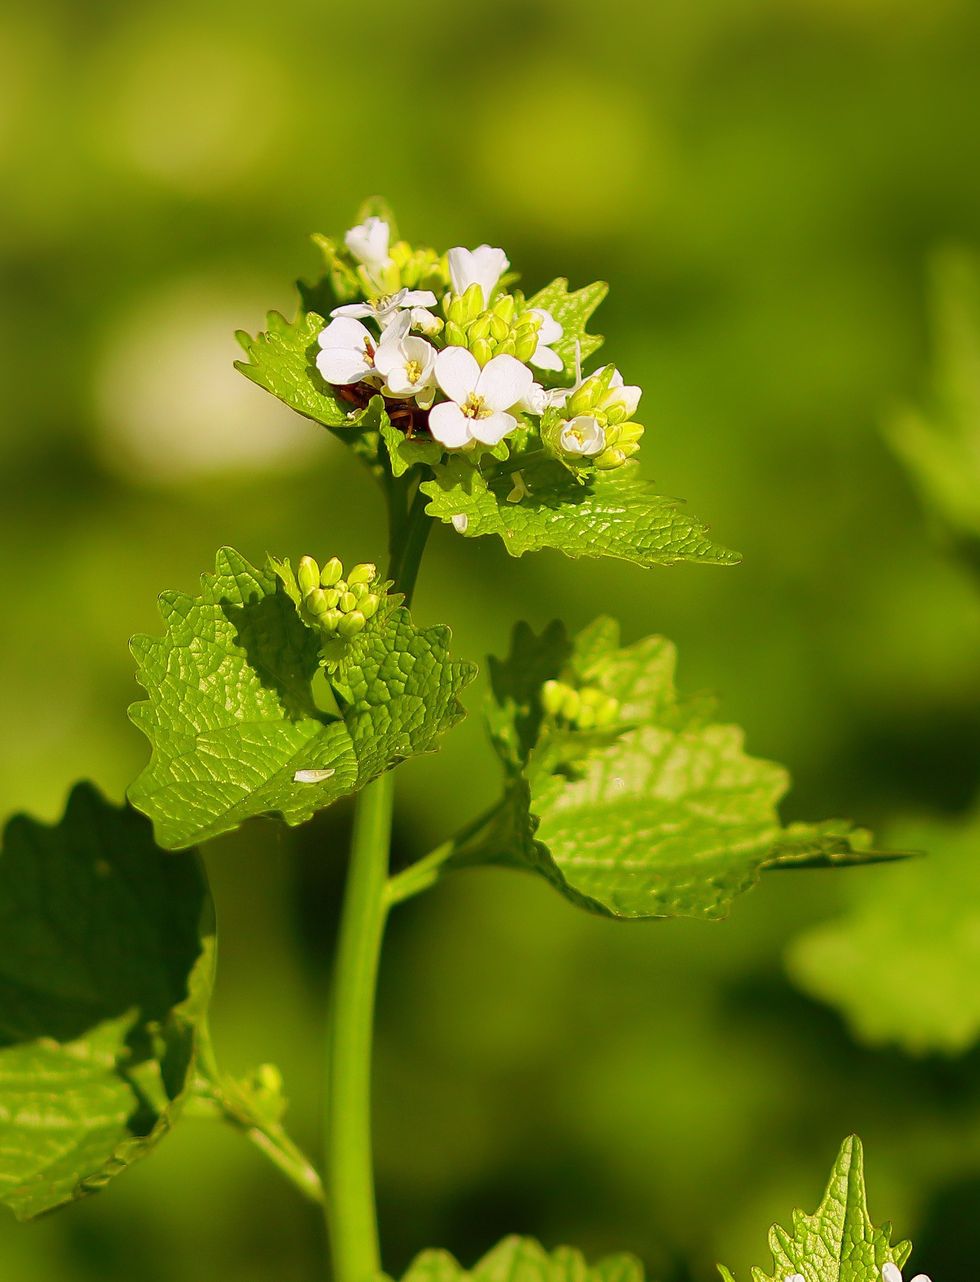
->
[405,359,423,384]
[461,393,491,419]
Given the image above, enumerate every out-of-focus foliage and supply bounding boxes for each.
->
[3,0,980,1279]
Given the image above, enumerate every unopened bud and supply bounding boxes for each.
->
[322,608,343,632]
[339,591,358,613]
[339,610,366,638]
[470,337,493,366]
[495,336,516,356]
[492,295,516,322]
[489,314,510,341]
[321,588,341,609]
[541,679,566,716]
[305,588,330,617]
[320,557,344,587]
[350,582,370,603]
[460,283,483,322]
[347,562,376,586]
[469,314,492,341]
[595,695,619,727]
[360,593,380,620]
[445,320,467,346]
[577,703,597,730]
[560,688,582,721]
[514,331,537,363]
[594,447,627,470]
[298,556,320,596]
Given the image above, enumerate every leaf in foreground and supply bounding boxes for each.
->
[462,619,891,920]
[384,1235,643,1282]
[0,784,214,1219]
[719,1136,915,1282]
[422,456,738,569]
[787,806,980,1055]
[129,548,475,849]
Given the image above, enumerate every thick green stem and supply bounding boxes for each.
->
[324,479,431,1282]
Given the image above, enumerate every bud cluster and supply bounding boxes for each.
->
[297,555,381,639]
[541,678,619,730]
[559,366,645,471]
[443,286,541,367]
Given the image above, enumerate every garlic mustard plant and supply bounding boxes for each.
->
[0,201,932,1282]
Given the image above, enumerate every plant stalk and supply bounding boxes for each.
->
[324,478,431,1282]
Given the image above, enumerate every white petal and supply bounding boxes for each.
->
[470,410,516,445]
[530,343,565,372]
[451,513,468,533]
[330,302,374,319]
[447,244,509,303]
[402,335,437,375]
[345,217,390,269]
[318,317,374,351]
[399,289,438,308]
[435,345,481,403]
[908,1276,931,1282]
[530,308,563,345]
[316,346,371,385]
[378,309,412,339]
[882,1266,903,1282]
[428,401,474,448]
[410,307,441,335]
[560,415,605,456]
[476,354,534,410]
[373,339,406,379]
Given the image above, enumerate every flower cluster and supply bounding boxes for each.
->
[296,555,381,639]
[541,678,619,730]
[314,215,645,477]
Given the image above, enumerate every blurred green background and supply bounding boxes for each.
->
[2,0,979,1277]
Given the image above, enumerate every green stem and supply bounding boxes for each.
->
[385,799,507,908]
[324,479,431,1282]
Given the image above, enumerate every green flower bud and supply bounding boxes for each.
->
[339,610,366,638]
[495,336,516,356]
[460,283,483,322]
[541,679,566,716]
[576,703,597,730]
[445,320,467,346]
[321,588,341,609]
[605,404,628,427]
[469,314,492,341]
[347,562,376,586]
[339,591,358,613]
[514,330,538,363]
[595,695,620,727]
[489,314,510,341]
[594,447,627,470]
[350,582,370,602]
[304,588,331,617]
[298,556,320,596]
[471,337,493,366]
[360,593,380,620]
[492,294,516,323]
[446,295,467,325]
[323,608,343,632]
[321,557,344,587]
[560,688,582,721]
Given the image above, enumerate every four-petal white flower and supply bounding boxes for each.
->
[316,317,378,386]
[600,369,642,417]
[528,308,564,372]
[375,325,438,407]
[344,217,392,275]
[447,244,510,306]
[331,287,439,331]
[559,414,606,457]
[428,347,532,448]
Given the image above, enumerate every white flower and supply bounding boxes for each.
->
[785,1275,805,1282]
[600,369,642,417]
[882,1263,931,1282]
[520,382,571,415]
[344,217,392,274]
[374,325,437,406]
[559,414,606,457]
[316,317,377,385]
[528,308,564,372]
[447,244,509,305]
[451,513,468,533]
[331,287,438,330]
[428,347,532,448]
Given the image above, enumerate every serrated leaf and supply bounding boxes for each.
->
[422,455,738,569]
[467,620,888,921]
[384,1236,644,1282]
[380,418,443,478]
[129,548,475,849]
[720,1136,913,1282]
[0,784,214,1219]
[527,278,609,380]
[885,248,980,542]
[787,806,980,1055]
[235,309,387,465]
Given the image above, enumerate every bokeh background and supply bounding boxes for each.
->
[2,0,979,1277]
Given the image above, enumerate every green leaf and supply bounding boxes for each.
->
[380,417,443,479]
[719,1136,913,1282]
[526,278,609,380]
[885,248,980,542]
[385,1236,644,1282]
[466,620,889,920]
[0,784,215,1219]
[787,806,980,1055]
[421,455,739,569]
[129,548,475,849]
[235,309,387,466]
